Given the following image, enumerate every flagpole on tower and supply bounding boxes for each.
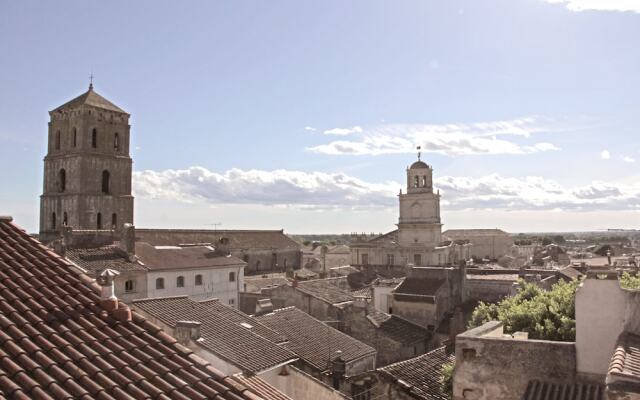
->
[417,146,421,161]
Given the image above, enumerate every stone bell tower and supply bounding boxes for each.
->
[397,151,442,249]
[39,83,134,242]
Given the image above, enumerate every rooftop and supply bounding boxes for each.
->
[255,307,376,372]
[133,296,297,374]
[0,216,263,399]
[608,332,640,387]
[394,278,446,297]
[52,86,128,114]
[136,229,300,250]
[378,346,454,400]
[296,278,355,305]
[367,310,430,345]
[66,245,145,275]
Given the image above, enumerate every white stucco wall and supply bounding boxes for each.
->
[373,286,394,313]
[146,266,244,307]
[259,365,347,400]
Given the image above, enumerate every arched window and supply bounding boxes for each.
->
[91,129,97,148]
[195,274,203,286]
[63,212,68,226]
[55,131,61,150]
[97,213,102,229]
[229,272,236,282]
[256,260,261,270]
[114,133,120,152]
[422,176,427,187]
[177,276,185,288]
[73,128,77,147]
[58,169,66,192]
[51,212,56,230]
[156,278,165,290]
[111,213,117,229]
[414,176,419,188]
[125,280,134,293]
[101,170,110,194]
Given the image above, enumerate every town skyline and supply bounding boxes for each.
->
[1,0,639,234]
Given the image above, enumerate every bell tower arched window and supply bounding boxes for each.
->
[91,129,97,148]
[58,169,66,192]
[114,133,120,152]
[97,213,102,230]
[414,175,419,188]
[51,212,56,230]
[101,170,110,194]
[63,212,68,226]
[73,128,77,147]
[55,131,61,150]
[111,213,117,229]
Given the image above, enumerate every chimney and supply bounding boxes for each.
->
[175,321,201,345]
[114,304,132,322]
[119,223,136,260]
[331,350,346,390]
[405,263,415,277]
[255,298,274,316]
[97,269,120,312]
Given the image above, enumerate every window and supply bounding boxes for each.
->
[101,170,110,194]
[58,169,66,192]
[228,299,235,305]
[156,278,165,290]
[195,274,203,286]
[51,212,56,230]
[422,176,428,187]
[63,212,68,226]
[97,213,102,230]
[92,129,97,148]
[386,254,394,266]
[55,131,61,150]
[243,254,249,263]
[124,280,134,293]
[176,276,185,288]
[414,175,419,188]
[361,254,369,265]
[229,272,236,282]
[111,213,117,230]
[114,133,120,152]
[73,128,77,147]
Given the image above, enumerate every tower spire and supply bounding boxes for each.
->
[89,72,94,90]
[417,145,421,161]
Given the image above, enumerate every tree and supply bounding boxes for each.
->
[620,272,640,290]
[468,279,580,342]
[440,361,454,399]
[541,237,553,246]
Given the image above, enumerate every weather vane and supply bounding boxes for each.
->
[89,71,94,90]
[417,145,421,161]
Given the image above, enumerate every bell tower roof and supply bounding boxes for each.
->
[51,85,128,114]
[410,160,429,170]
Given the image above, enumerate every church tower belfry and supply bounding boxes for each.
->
[397,151,442,249]
[39,84,134,242]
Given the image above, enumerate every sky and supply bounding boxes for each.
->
[1,0,639,234]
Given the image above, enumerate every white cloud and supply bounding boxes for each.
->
[133,166,640,212]
[601,150,611,159]
[623,156,636,163]
[304,126,316,132]
[308,117,562,156]
[323,126,363,136]
[541,0,640,13]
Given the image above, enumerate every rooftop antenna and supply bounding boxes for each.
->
[417,145,421,161]
[89,71,94,90]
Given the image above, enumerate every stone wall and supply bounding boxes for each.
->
[260,365,348,400]
[454,321,576,400]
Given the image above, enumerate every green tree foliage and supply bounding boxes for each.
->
[541,237,553,246]
[468,279,580,342]
[440,361,454,399]
[620,272,640,290]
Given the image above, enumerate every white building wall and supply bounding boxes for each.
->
[259,365,347,400]
[146,266,244,307]
[373,286,394,313]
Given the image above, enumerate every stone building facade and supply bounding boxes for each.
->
[350,155,470,268]
[442,229,514,260]
[40,84,134,243]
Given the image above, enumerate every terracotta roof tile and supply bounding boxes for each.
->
[521,380,604,400]
[378,346,454,400]
[255,307,376,372]
[133,296,296,374]
[0,218,269,399]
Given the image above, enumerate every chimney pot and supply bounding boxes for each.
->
[98,268,120,311]
[175,321,201,344]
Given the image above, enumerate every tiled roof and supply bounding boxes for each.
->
[232,375,292,400]
[443,229,509,236]
[296,279,354,305]
[609,332,640,381]
[350,286,372,299]
[465,274,519,281]
[255,307,376,372]
[135,229,300,250]
[378,346,454,400]
[243,276,290,294]
[521,380,604,400]
[66,246,146,276]
[52,87,127,114]
[135,243,246,271]
[394,278,446,297]
[367,311,430,345]
[558,266,583,281]
[0,217,263,400]
[133,296,297,374]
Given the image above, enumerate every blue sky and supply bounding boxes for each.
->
[1,0,639,233]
